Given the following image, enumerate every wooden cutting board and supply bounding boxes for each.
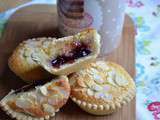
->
[0,4,136,120]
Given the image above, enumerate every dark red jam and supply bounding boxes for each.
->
[51,41,91,68]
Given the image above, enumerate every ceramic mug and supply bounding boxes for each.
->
[57,0,126,55]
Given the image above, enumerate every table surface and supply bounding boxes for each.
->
[0,4,135,120]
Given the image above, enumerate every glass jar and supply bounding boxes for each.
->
[57,0,126,55]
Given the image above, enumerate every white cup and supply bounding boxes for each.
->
[58,0,126,55]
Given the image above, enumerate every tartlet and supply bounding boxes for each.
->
[0,76,70,120]
[8,28,100,82]
[69,61,136,115]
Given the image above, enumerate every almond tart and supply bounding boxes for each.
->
[9,28,100,82]
[69,61,136,115]
[0,76,70,120]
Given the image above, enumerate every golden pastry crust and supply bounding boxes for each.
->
[69,61,136,115]
[9,28,100,82]
[8,38,53,82]
[0,76,70,120]
[29,28,100,76]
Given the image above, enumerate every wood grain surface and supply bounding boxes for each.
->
[0,4,136,120]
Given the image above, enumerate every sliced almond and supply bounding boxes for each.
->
[38,86,48,96]
[87,89,94,96]
[84,80,94,88]
[42,104,55,115]
[16,98,32,109]
[91,84,102,92]
[92,74,104,84]
[115,75,128,86]
[23,49,31,57]
[107,77,116,86]
[42,40,50,48]
[89,68,99,75]
[96,61,110,71]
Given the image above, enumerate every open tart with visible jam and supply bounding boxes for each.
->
[8,28,100,82]
[31,28,100,76]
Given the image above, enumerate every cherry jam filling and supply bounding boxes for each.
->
[51,41,91,68]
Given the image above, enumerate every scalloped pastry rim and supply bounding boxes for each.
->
[70,88,136,112]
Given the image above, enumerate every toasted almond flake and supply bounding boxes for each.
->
[28,93,37,100]
[89,68,99,75]
[96,61,110,71]
[23,49,32,58]
[107,77,116,86]
[42,104,55,114]
[92,73,103,82]
[91,84,102,92]
[42,41,50,48]
[84,80,94,88]
[87,89,94,96]
[39,86,48,96]
[16,98,32,109]
[31,53,39,62]
[108,71,114,77]
[115,75,128,86]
